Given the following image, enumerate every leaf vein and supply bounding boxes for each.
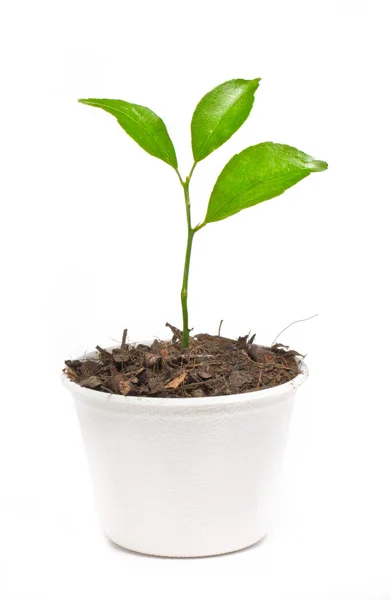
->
[90,101,174,165]
[195,89,251,159]
[207,169,309,222]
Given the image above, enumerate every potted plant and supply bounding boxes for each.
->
[62,77,327,557]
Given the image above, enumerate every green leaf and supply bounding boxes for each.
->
[191,78,260,162]
[78,98,178,168]
[203,142,328,224]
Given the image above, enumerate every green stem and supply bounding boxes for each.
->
[179,163,197,348]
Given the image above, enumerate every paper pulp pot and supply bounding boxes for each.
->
[62,343,308,558]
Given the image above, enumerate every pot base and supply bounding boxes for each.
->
[106,532,267,558]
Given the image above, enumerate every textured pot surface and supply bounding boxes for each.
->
[62,343,308,557]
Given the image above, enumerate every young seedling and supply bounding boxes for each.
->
[79,78,327,348]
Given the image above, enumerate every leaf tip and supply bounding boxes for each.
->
[249,77,261,91]
[314,159,328,172]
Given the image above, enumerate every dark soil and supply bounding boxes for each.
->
[64,324,302,398]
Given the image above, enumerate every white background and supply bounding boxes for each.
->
[1,0,390,598]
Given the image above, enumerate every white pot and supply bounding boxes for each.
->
[62,342,308,557]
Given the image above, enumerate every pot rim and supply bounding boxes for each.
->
[61,340,308,407]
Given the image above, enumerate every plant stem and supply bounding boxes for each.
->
[179,163,197,349]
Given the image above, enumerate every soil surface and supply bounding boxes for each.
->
[64,324,302,398]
